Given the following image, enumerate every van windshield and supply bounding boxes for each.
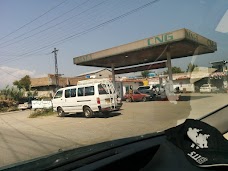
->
[54,90,63,99]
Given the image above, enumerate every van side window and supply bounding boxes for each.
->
[54,90,63,99]
[85,86,94,96]
[98,84,108,94]
[71,88,76,97]
[65,89,71,98]
[78,88,84,96]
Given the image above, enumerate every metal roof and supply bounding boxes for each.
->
[73,28,217,69]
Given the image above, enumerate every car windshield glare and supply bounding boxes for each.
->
[1,0,228,169]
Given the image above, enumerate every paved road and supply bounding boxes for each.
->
[0,93,227,168]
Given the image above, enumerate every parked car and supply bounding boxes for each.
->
[137,85,152,91]
[137,89,156,100]
[137,85,160,95]
[18,102,32,110]
[124,90,150,102]
[199,84,219,93]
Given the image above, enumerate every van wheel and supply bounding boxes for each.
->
[57,107,65,117]
[83,107,93,118]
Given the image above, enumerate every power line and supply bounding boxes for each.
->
[0,0,160,64]
[0,53,51,57]
[0,0,92,47]
[0,1,123,58]
[0,0,126,56]
[0,0,69,41]
[0,67,21,79]
[0,0,108,48]
[1,0,160,64]
[30,0,161,50]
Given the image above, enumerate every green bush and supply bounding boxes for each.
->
[0,107,7,112]
[0,100,18,112]
[29,108,56,118]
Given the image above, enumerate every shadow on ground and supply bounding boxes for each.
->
[64,112,122,118]
[178,95,211,101]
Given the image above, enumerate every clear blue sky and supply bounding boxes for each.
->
[0,0,228,88]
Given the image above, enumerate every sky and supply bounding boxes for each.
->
[0,0,228,88]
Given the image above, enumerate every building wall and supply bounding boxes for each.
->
[31,77,50,87]
[31,74,88,98]
[173,79,190,85]
[31,85,55,97]
[148,77,160,85]
[94,70,112,78]
[37,91,54,98]
[78,70,112,79]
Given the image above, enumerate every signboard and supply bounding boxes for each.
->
[85,75,90,78]
[32,100,52,109]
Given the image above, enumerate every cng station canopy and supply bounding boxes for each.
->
[73,28,217,70]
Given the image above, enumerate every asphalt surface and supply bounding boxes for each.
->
[0,93,228,168]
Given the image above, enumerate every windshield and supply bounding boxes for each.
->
[138,86,150,90]
[0,0,228,168]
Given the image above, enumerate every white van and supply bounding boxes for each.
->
[52,79,122,117]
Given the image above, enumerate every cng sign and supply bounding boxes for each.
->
[147,33,174,46]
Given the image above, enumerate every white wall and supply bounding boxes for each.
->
[173,79,195,92]
[180,84,195,92]
[79,69,112,79]
[37,91,54,97]
[94,70,112,78]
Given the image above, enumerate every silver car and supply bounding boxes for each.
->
[200,84,219,93]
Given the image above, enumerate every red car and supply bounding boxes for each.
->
[124,90,150,102]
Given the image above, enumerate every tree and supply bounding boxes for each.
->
[164,66,183,74]
[13,75,31,91]
[0,85,25,101]
[186,63,198,72]
[141,70,150,78]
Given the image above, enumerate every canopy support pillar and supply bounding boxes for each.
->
[166,47,173,81]
[111,64,116,89]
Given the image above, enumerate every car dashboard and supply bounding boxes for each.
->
[3,105,228,171]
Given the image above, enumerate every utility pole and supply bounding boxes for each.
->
[52,48,59,91]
